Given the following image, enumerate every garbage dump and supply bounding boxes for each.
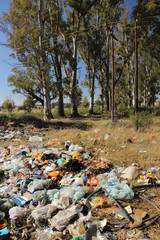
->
[0,125,160,240]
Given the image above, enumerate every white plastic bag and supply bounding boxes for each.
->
[9,207,24,220]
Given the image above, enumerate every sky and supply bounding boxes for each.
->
[0,0,137,107]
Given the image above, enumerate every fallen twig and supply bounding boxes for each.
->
[133,184,160,189]
[138,194,159,210]
[138,213,160,230]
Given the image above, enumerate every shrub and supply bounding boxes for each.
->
[0,114,10,125]
[3,97,15,112]
[130,111,152,130]
[22,96,36,113]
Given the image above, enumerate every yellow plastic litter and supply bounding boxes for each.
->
[140,175,144,180]
[72,152,81,159]
[146,172,153,178]
[35,152,43,162]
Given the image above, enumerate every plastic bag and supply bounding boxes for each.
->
[27,179,51,192]
[69,145,83,152]
[60,187,74,199]
[73,186,85,201]
[47,189,60,201]
[29,136,43,142]
[3,163,21,173]
[51,204,83,231]
[121,166,139,180]
[9,207,24,220]
[32,204,58,220]
[103,182,134,200]
[72,178,84,186]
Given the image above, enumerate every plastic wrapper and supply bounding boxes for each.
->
[51,204,83,231]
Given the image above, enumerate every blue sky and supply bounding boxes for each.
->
[0,0,137,106]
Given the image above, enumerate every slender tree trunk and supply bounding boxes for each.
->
[104,33,110,111]
[89,67,95,114]
[128,62,132,108]
[58,90,65,117]
[43,84,52,120]
[39,0,53,120]
[71,36,79,117]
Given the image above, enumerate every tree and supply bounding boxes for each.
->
[2,0,53,120]
[132,0,160,106]
[60,0,99,116]
[3,97,15,112]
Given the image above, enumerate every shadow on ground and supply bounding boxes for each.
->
[16,116,92,130]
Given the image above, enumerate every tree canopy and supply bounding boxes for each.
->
[0,0,159,119]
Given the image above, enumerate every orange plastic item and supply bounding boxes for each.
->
[17,173,25,178]
[94,135,99,139]
[91,197,107,208]
[48,171,59,178]
[44,160,49,164]
[152,134,156,138]
[87,177,98,186]
[0,219,7,230]
[35,152,43,162]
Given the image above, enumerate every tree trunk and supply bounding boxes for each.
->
[71,36,79,117]
[43,85,53,120]
[128,63,132,108]
[104,33,110,111]
[39,0,53,120]
[58,90,65,117]
[89,67,95,114]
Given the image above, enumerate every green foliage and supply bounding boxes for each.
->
[3,97,15,112]
[153,106,160,116]
[0,114,10,124]
[130,111,153,130]
[22,96,36,113]
[81,96,89,108]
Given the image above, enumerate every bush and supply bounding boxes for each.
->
[130,111,153,130]
[81,96,89,108]
[0,114,10,125]
[22,96,36,113]
[153,106,160,116]
[3,97,15,112]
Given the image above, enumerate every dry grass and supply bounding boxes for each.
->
[42,117,160,171]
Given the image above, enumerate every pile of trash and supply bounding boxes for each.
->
[0,134,159,240]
